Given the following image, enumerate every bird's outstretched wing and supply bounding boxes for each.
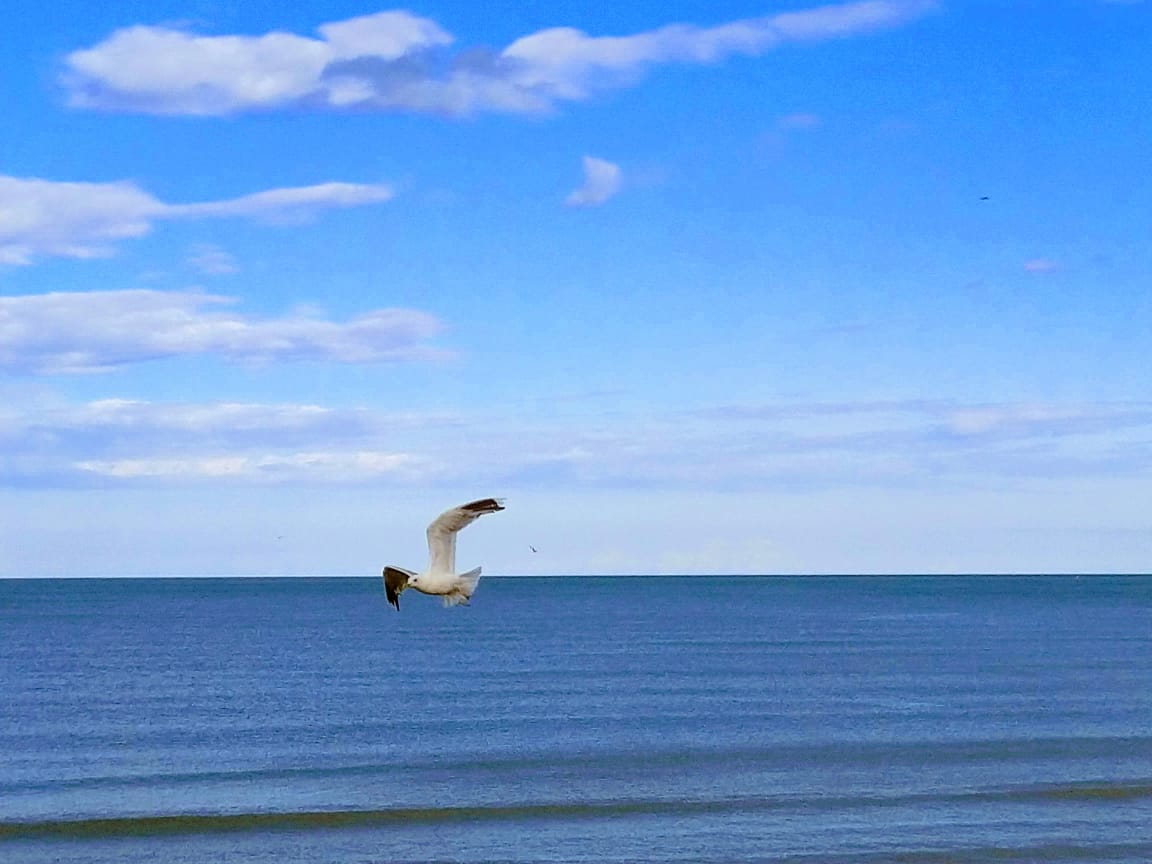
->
[383,565,416,610]
[426,498,505,574]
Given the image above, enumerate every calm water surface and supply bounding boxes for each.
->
[1,575,1150,863]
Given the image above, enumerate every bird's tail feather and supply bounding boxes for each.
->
[460,565,482,591]
[442,566,482,607]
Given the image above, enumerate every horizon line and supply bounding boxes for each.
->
[2,572,1148,581]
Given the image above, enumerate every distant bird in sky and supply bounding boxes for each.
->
[530,545,538,553]
[382,498,505,610]
[980,196,990,200]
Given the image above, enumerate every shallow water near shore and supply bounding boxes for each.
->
[2,575,1150,863]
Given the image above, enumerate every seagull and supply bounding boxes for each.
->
[382,498,505,610]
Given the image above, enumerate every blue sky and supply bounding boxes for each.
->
[2,0,1150,576]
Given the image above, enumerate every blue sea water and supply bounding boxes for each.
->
[1,575,1150,863]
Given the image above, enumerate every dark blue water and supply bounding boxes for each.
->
[2,575,1150,863]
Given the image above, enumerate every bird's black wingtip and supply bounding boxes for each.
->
[463,497,506,513]
[382,566,405,610]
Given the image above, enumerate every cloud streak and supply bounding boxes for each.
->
[74,451,422,481]
[686,399,1152,487]
[62,2,938,117]
[7,394,1147,490]
[0,395,454,486]
[0,290,445,374]
[0,175,393,265]
[565,156,622,207]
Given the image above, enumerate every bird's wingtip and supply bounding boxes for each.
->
[463,497,506,513]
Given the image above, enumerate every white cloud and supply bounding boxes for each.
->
[61,1,938,116]
[166,182,395,220]
[2,395,1150,491]
[317,11,454,60]
[0,175,393,265]
[0,395,449,485]
[63,11,453,115]
[696,399,1152,485]
[502,1,934,100]
[75,451,422,481]
[0,176,161,264]
[0,290,445,374]
[35,398,354,435]
[565,156,622,208]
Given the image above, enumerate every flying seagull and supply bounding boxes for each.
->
[382,498,505,610]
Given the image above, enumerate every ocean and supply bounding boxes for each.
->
[1,575,1150,863]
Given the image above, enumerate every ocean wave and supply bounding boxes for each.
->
[5,734,1151,796]
[4,781,1152,841]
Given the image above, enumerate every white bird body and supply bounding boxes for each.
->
[383,498,504,610]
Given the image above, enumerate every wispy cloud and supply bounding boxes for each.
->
[0,175,393,265]
[62,2,938,117]
[689,399,1152,486]
[75,451,423,481]
[0,396,446,485]
[2,395,1150,490]
[565,156,622,207]
[165,182,396,219]
[25,398,368,437]
[0,290,445,374]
